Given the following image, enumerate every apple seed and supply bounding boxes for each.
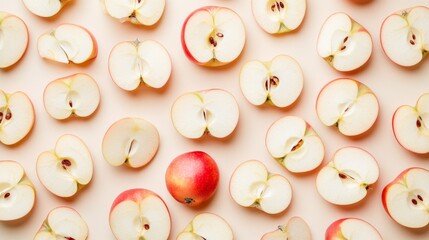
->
[412,199,418,205]
[5,111,11,120]
[61,159,72,169]
[4,192,10,198]
[144,224,150,230]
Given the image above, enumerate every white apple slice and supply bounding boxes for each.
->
[109,39,171,91]
[393,93,429,154]
[266,116,324,173]
[34,207,88,240]
[102,0,165,26]
[0,161,35,221]
[316,78,379,136]
[110,188,171,240]
[36,134,93,198]
[0,12,28,69]
[382,167,429,228]
[229,160,292,214]
[317,12,372,72]
[326,218,382,240]
[43,73,100,120]
[316,147,379,205]
[240,55,304,108]
[37,24,97,64]
[181,6,246,67]
[22,0,71,17]
[261,216,311,240]
[381,6,429,67]
[177,213,233,240]
[171,89,239,139]
[0,90,34,145]
[251,0,306,34]
[102,118,159,168]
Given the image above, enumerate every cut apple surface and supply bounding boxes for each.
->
[181,6,246,67]
[382,167,429,228]
[381,6,429,67]
[240,55,304,108]
[22,0,71,17]
[251,0,306,34]
[37,24,97,64]
[316,147,379,205]
[0,161,35,221]
[326,218,382,240]
[109,39,171,91]
[229,160,292,214]
[177,213,233,240]
[0,90,34,145]
[261,216,311,240]
[37,134,93,198]
[393,93,429,154]
[102,118,159,168]
[34,207,88,240]
[102,0,165,26]
[44,73,100,120]
[317,12,372,72]
[316,78,379,136]
[110,188,171,240]
[171,89,239,139]
[266,116,324,173]
[0,12,28,69]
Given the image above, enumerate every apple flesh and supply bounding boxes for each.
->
[317,12,372,72]
[22,0,71,17]
[251,0,306,34]
[102,118,160,168]
[229,160,292,214]
[316,147,379,205]
[44,73,100,120]
[240,55,304,108]
[0,12,29,69]
[0,161,35,221]
[261,216,311,240]
[266,116,324,173]
[177,213,233,240]
[110,188,171,240]
[165,151,219,206]
[326,218,382,240]
[382,167,429,228]
[381,6,429,67]
[37,134,93,198]
[38,24,97,64]
[181,6,246,67]
[0,90,34,145]
[101,0,165,26]
[109,39,171,91]
[316,78,379,136]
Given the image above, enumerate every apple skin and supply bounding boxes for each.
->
[165,151,219,206]
[110,188,167,212]
[325,218,382,240]
[0,13,29,69]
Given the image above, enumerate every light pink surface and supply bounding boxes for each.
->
[1,0,429,239]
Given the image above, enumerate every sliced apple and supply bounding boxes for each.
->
[177,213,233,240]
[261,216,311,240]
[22,0,71,17]
[326,218,382,240]
[0,12,28,69]
[101,0,165,26]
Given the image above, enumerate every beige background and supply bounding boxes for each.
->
[1,0,429,239]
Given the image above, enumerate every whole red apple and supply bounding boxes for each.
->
[165,151,219,206]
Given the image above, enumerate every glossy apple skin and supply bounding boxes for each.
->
[325,218,343,239]
[110,188,164,212]
[165,151,219,206]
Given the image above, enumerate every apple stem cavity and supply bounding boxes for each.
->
[184,197,195,205]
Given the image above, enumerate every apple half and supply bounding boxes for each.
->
[44,73,100,120]
[102,118,159,168]
[38,24,97,64]
[110,188,171,240]
[266,116,324,173]
[240,55,304,108]
[316,78,379,136]
[381,6,429,67]
[382,167,429,228]
[177,213,233,240]
[22,0,71,17]
[316,147,379,205]
[317,12,372,72]
[37,134,93,198]
[181,6,246,67]
[0,90,34,145]
[171,89,239,139]
[34,207,88,240]
[392,92,429,154]
[326,218,382,240]
[0,12,29,69]
[229,160,292,214]
[251,0,306,34]
[261,216,311,240]
[101,0,165,26]
[109,39,171,91]
[0,160,35,221]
